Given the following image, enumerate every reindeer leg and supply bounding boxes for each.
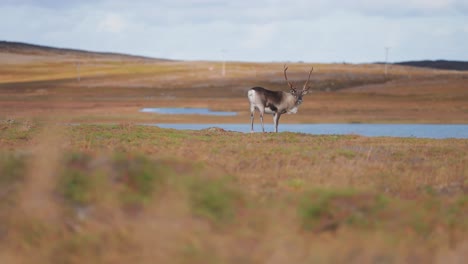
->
[273,113,281,133]
[250,105,255,133]
[259,108,265,132]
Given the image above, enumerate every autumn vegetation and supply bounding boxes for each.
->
[0,42,467,263]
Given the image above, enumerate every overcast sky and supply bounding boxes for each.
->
[1,0,467,62]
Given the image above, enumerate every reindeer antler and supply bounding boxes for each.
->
[283,64,294,90]
[302,66,314,91]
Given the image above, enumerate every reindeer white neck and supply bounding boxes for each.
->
[248,65,313,133]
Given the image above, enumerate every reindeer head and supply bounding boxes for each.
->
[283,64,313,105]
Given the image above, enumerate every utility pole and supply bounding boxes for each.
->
[384,47,390,76]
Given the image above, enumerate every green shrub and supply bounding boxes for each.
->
[0,153,27,204]
[113,154,167,206]
[60,169,94,206]
[0,153,27,185]
[298,189,388,231]
[444,195,468,228]
[58,152,96,206]
[189,176,240,224]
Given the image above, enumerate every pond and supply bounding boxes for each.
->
[140,107,237,116]
[148,123,468,139]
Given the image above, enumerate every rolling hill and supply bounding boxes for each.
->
[0,40,169,62]
[393,60,468,71]
[3,41,468,71]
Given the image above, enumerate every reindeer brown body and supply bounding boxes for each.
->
[248,65,313,133]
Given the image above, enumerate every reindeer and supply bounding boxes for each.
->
[247,65,313,132]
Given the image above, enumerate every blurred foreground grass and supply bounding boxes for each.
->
[0,119,467,263]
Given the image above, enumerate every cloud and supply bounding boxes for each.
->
[3,1,466,25]
[97,13,127,33]
[0,0,94,9]
[1,0,467,62]
[241,24,277,49]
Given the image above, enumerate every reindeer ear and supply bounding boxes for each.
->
[302,89,309,95]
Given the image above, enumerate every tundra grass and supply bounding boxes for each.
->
[0,120,467,263]
[1,57,467,124]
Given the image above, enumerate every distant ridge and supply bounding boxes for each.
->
[0,40,169,61]
[394,60,468,71]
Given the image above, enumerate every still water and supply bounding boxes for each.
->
[141,108,467,138]
[140,107,236,116]
[149,123,468,139]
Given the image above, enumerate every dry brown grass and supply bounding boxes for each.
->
[0,121,467,263]
[1,50,467,124]
[0,50,467,263]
